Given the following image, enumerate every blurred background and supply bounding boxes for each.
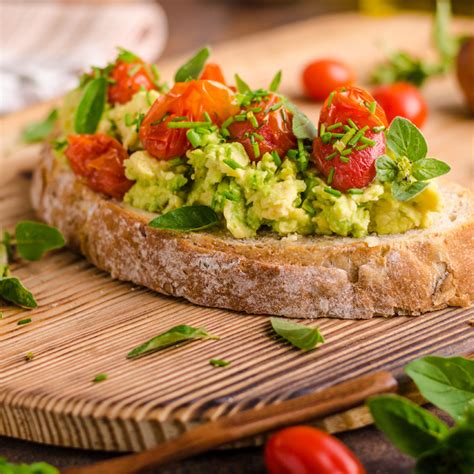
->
[1,0,473,115]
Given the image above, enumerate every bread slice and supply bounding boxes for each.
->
[31,146,474,319]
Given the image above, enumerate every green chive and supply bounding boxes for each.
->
[247,112,259,128]
[167,121,211,129]
[327,122,342,131]
[93,373,108,383]
[151,64,160,80]
[280,108,288,123]
[186,129,201,148]
[369,101,376,114]
[220,127,230,138]
[360,136,376,146]
[340,156,350,163]
[251,106,263,113]
[252,141,260,158]
[372,125,385,133]
[331,133,344,138]
[271,151,281,166]
[347,118,358,130]
[341,148,352,156]
[223,158,244,170]
[302,200,316,216]
[347,188,364,194]
[210,359,231,367]
[234,114,247,122]
[324,187,341,197]
[203,112,212,123]
[222,117,234,129]
[333,140,345,153]
[321,132,332,144]
[327,91,335,107]
[253,132,265,141]
[327,167,335,185]
[324,151,338,161]
[268,102,283,112]
[355,144,370,151]
[343,125,351,132]
[128,64,141,77]
[341,128,356,145]
[348,125,369,147]
[319,124,326,136]
[297,139,305,154]
[18,318,32,326]
[287,149,298,158]
[124,113,133,127]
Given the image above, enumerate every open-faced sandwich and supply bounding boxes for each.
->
[31,47,474,319]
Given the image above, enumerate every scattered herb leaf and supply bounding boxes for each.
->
[116,47,141,64]
[149,206,219,232]
[22,109,58,144]
[175,46,210,82]
[375,154,398,182]
[0,277,37,309]
[15,221,65,261]
[270,317,324,351]
[411,158,451,181]
[391,181,429,202]
[127,325,219,359]
[93,373,108,383]
[235,74,252,94]
[74,77,107,134]
[386,117,427,161]
[0,457,59,474]
[210,359,230,368]
[285,101,317,140]
[269,70,282,92]
[17,318,32,326]
[25,352,34,361]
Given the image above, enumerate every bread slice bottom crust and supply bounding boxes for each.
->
[31,147,474,319]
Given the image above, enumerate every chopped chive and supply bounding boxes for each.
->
[330,133,344,138]
[169,157,186,167]
[250,106,263,113]
[369,101,377,114]
[210,359,230,367]
[341,128,356,145]
[348,125,369,147]
[18,318,32,326]
[319,124,326,136]
[271,150,282,166]
[203,112,212,123]
[234,113,247,122]
[93,373,108,383]
[128,64,141,77]
[327,167,335,185]
[327,91,335,107]
[347,188,364,194]
[360,136,376,146]
[223,158,244,170]
[327,122,342,131]
[222,117,235,129]
[222,191,239,201]
[333,140,345,153]
[252,141,260,158]
[343,125,351,132]
[253,132,265,141]
[268,102,283,112]
[171,116,188,122]
[167,121,211,129]
[247,111,259,128]
[297,138,305,154]
[124,113,133,127]
[302,200,316,216]
[372,125,385,133]
[287,149,298,158]
[150,112,170,126]
[340,156,350,163]
[355,143,370,151]
[220,127,230,138]
[340,148,352,156]
[324,151,338,161]
[321,132,332,144]
[347,119,358,130]
[151,63,160,79]
[324,187,342,197]
[25,352,34,361]
[186,129,201,148]
[280,108,288,123]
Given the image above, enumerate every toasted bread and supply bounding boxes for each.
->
[31,146,474,319]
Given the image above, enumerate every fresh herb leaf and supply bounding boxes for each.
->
[210,359,230,367]
[17,318,32,325]
[15,221,65,261]
[405,356,474,421]
[433,0,458,68]
[149,205,219,232]
[74,77,107,134]
[22,109,58,143]
[0,277,37,308]
[376,154,399,182]
[412,158,451,181]
[175,46,210,82]
[25,352,34,361]
[285,102,317,140]
[0,457,59,474]
[386,117,427,161]
[235,74,252,94]
[269,70,282,92]
[127,325,219,359]
[392,181,429,201]
[117,47,141,64]
[367,394,448,458]
[270,317,324,351]
[93,373,108,383]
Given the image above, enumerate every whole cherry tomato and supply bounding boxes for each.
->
[108,60,157,105]
[372,82,427,128]
[65,134,133,199]
[200,63,226,84]
[265,426,366,474]
[140,80,239,160]
[227,93,296,161]
[302,59,356,102]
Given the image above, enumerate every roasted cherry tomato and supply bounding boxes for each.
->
[227,93,296,161]
[65,134,132,199]
[302,59,356,102]
[265,426,366,474]
[139,80,239,160]
[312,86,387,192]
[372,82,427,128]
[200,63,226,84]
[108,60,157,105]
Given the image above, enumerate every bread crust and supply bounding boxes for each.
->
[31,147,474,319]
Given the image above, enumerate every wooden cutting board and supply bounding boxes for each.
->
[1,13,473,453]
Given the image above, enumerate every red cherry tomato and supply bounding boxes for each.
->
[372,82,427,128]
[200,63,226,84]
[108,60,157,105]
[139,80,239,160]
[302,59,356,102]
[265,426,366,474]
[227,93,296,161]
[312,86,387,191]
[65,134,132,199]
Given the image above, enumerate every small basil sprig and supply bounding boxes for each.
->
[284,101,317,141]
[0,458,59,474]
[271,317,324,351]
[127,324,219,359]
[175,46,210,82]
[376,117,450,201]
[368,355,474,474]
[74,77,107,134]
[22,109,58,144]
[149,205,219,232]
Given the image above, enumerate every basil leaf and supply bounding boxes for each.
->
[127,324,219,358]
[387,117,427,162]
[15,221,65,261]
[235,74,252,94]
[0,276,37,308]
[392,180,429,201]
[22,109,58,143]
[270,317,324,351]
[74,77,107,134]
[285,102,317,140]
[405,356,474,421]
[412,158,451,181]
[269,70,282,92]
[0,458,59,474]
[175,46,210,82]
[149,206,219,232]
[367,394,448,458]
[376,154,399,182]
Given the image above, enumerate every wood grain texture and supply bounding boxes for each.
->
[1,13,474,453]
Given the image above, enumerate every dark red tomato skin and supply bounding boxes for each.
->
[65,134,132,199]
[140,80,239,160]
[302,59,356,101]
[200,63,226,84]
[108,60,156,105]
[372,82,427,128]
[265,426,366,474]
[227,94,296,161]
[313,130,386,192]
